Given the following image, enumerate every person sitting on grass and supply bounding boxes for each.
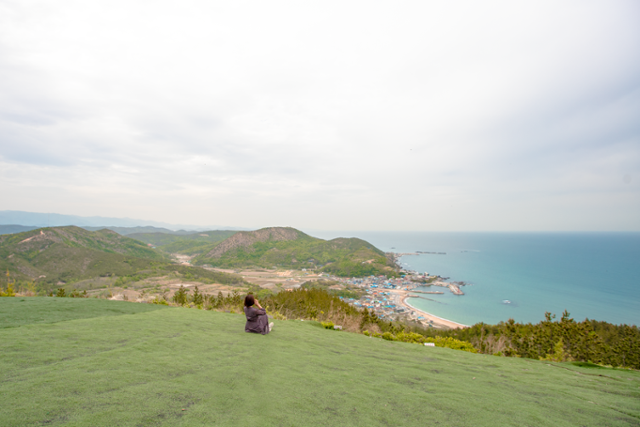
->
[244,294,274,335]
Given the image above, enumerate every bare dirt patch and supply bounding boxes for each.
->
[230,268,325,290]
[173,254,195,265]
[85,267,327,302]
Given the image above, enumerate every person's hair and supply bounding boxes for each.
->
[244,294,255,307]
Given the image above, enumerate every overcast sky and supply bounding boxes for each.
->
[1,0,639,231]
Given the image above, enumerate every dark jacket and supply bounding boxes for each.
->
[244,306,269,335]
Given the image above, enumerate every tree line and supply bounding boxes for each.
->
[429,310,640,369]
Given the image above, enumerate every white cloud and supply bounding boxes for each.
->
[1,0,639,230]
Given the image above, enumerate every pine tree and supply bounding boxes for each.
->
[173,285,188,306]
[26,281,37,296]
[5,282,15,297]
[3,270,16,297]
[541,338,569,362]
[192,286,203,306]
[217,291,224,307]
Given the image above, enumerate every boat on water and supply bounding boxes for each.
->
[502,300,512,304]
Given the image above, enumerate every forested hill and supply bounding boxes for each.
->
[82,226,192,235]
[0,226,166,285]
[0,226,245,292]
[128,230,238,255]
[192,227,399,277]
[0,226,165,260]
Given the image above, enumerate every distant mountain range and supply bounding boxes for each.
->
[0,224,230,237]
[0,210,249,232]
[82,226,212,236]
[0,225,40,235]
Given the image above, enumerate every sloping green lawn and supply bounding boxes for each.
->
[0,297,167,329]
[1,298,638,426]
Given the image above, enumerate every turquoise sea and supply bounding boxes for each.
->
[309,231,640,326]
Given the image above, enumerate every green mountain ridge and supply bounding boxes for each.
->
[0,226,245,291]
[190,226,398,276]
[82,225,194,235]
[0,224,398,294]
[0,226,166,259]
[128,230,238,255]
[0,226,165,285]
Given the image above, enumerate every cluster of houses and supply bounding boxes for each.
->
[332,274,436,325]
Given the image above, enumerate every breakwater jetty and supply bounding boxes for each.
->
[432,282,464,295]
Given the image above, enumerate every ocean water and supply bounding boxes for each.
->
[309,231,640,326]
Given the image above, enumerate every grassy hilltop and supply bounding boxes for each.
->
[1,297,638,427]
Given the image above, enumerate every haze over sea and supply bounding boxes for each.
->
[311,231,640,327]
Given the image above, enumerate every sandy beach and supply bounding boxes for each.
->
[383,288,467,329]
[400,294,468,329]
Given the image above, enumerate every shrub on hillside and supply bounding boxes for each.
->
[540,338,570,362]
[426,337,478,353]
[381,332,395,341]
[1,282,16,297]
[151,296,168,305]
[395,331,428,344]
[363,330,477,353]
[68,289,88,298]
[321,321,335,330]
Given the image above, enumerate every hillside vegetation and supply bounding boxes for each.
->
[432,311,640,369]
[0,225,164,259]
[129,230,238,255]
[191,226,398,277]
[1,297,638,426]
[82,225,217,236]
[0,227,246,293]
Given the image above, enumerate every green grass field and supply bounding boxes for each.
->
[1,298,638,426]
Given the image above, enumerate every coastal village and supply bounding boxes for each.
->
[231,267,468,329]
[327,271,467,329]
[177,252,469,329]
